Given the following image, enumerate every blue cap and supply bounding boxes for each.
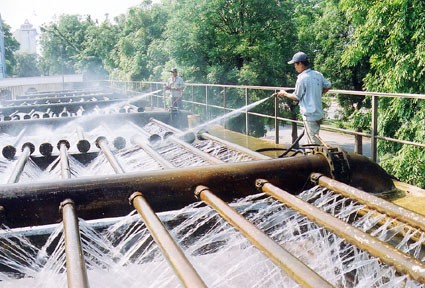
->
[288,52,308,64]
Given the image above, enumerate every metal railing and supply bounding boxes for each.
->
[104,80,425,162]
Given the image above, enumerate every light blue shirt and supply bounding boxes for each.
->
[294,68,331,121]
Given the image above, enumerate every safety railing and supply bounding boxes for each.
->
[103,80,425,162]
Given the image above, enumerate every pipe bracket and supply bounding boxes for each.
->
[312,146,350,183]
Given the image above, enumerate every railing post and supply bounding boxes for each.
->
[245,88,248,136]
[355,127,363,155]
[205,86,208,120]
[274,94,280,144]
[191,85,194,113]
[371,95,378,162]
[223,87,227,129]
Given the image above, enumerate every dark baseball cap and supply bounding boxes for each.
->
[170,67,178,73]
[288,52,308,64]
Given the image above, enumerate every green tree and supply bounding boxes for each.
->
[341,0,425,187]
[14,53,41,77]
[39,15,96,76]
[1,21,19,76]
[163,0,296,86]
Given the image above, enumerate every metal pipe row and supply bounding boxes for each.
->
[194,185,333,288]
[311,173,425,232]
[256,179,425,284]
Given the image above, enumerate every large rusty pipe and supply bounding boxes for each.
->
[0,154,396,228]
[311,173,425,232]
[197,130,270,160]
[95,136,125,174]
[2,127,27,160]
[194,185,333,288]
[131,134,175,169]
[129,192,207,288]
[59,199,90,288]
[256,179,425,284]
[7,142,35,184]
[58,140,71,179]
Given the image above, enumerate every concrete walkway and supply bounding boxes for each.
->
[263,125,372,158]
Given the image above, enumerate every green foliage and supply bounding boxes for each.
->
[1,21,19,75]
[340,0,425,187]
[14,53,41,77]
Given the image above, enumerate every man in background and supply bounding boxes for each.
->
[165,67,185,109]
[277,52,331,145]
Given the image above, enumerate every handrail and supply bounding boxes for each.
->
[109,80,424,163]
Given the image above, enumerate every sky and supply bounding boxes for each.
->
[0,0,144,31]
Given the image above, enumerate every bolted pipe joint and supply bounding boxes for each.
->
[39,143,54,156]
[194,185,210,200]
[22,142,35,155]
[2,145,16,160]
[57,140,70,151]
[128,191,144,207]
[310,173,324,185]
[255,179,269,191]
[59,198,75,213]
[95,136,107,149]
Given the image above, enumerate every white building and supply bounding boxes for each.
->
[13,20,38,54]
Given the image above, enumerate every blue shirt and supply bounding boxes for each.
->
[294,69,331,121]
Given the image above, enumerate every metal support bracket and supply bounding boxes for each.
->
[312,146,351,183]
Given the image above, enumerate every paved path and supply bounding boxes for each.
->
[263,125,371,157]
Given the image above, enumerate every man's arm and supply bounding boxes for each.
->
[276,90,298,102]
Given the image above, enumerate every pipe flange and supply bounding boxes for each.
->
[57,140,70,150]
[59,198,75,213]
[128,192,143,206]
[22,142,36,155]
[95,136,107,149]
[255,179,269,190]
[312,146,350,183]
[310,173,324,184]
[194,185,210,199]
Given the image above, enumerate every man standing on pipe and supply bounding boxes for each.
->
[165,67,185,110]
[277,52,331,145]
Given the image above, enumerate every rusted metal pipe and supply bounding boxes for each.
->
[194,185,333,288]
[0,154,396,228]
[57,140,71,179]
[59,199,90,288]
[95,136,125,174]
[2,127,27,160]
[311,173,425,232]
[7,142,35,184]
[129,192,207,288]
[256,179,425,284]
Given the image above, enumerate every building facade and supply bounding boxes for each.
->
[13,19,38,54]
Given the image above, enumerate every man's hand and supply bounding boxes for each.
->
[276,90,288,98]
